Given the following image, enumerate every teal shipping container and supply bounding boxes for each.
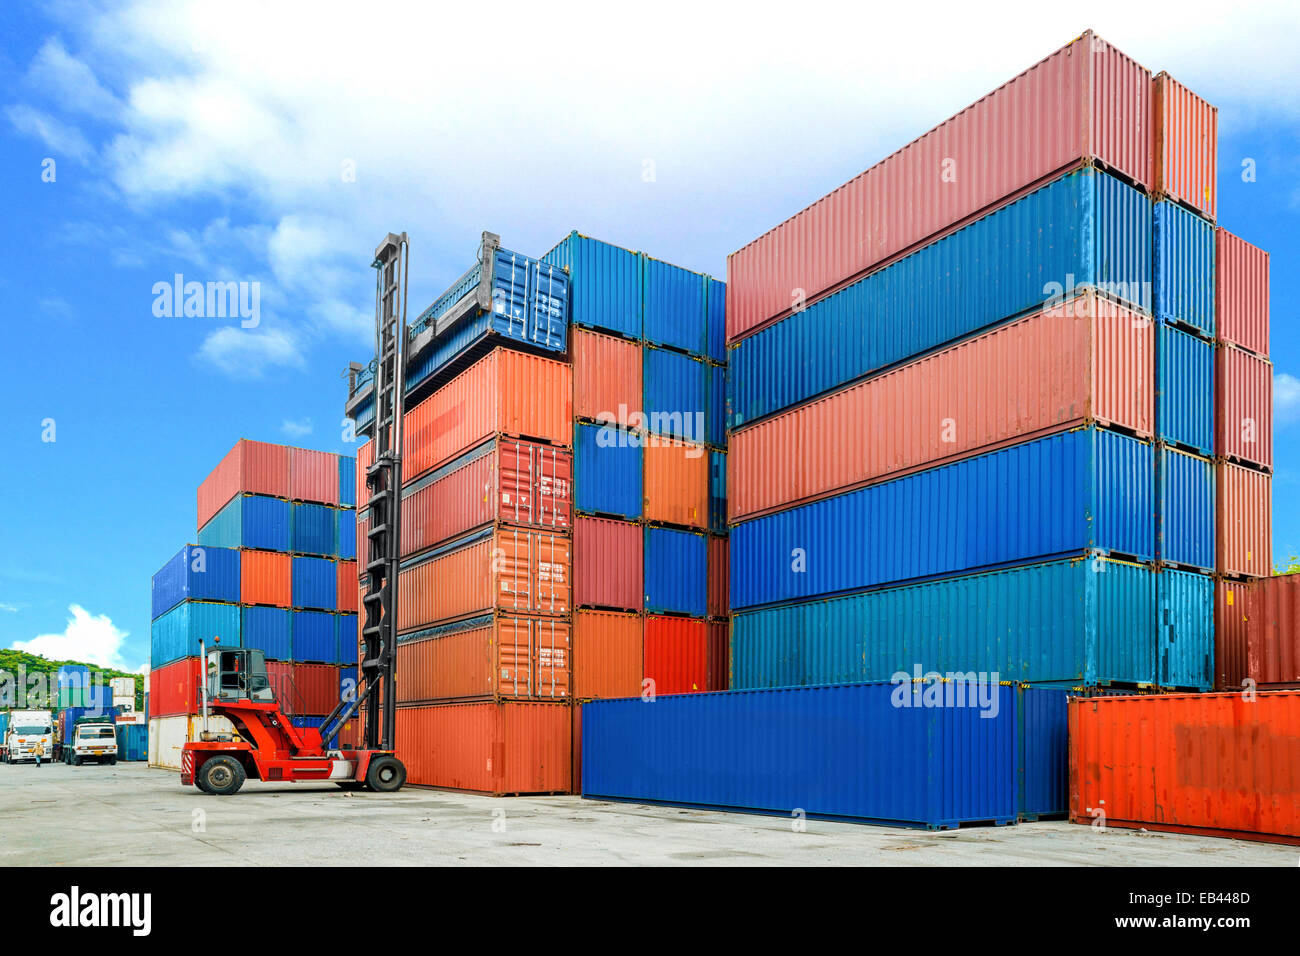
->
[151,600,240,668]
[1156,567,1213,690]
[116,723,148,761]
[197,494,291,552]
[1155,446,1214,571]
[1153,199,1215,338]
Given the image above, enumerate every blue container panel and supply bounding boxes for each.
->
[729,168,1153,427]
[1157,569,1214,690]
[339,456,356,507]
[706,278,726,365]
[241,606,291,661]
[337,618,358,671]
[543,232,641,340]
[1156,324,1215,455]
[292,557,337,611]
[575,422,643,519]
[1018,686,1070,819]
[292,502,336,556]
[290,716,339,747]
[292,610,339,663]
[643,256,706,356]
[198,495,290,551]
[1153,200,1215,337]
[1156,447,1214,570]
[708,450,727,535]
[582,682,1017,828]
[644,347,708,444]
[116,724,148,761]
[707,364,725,449]
[644,527,707,616]
[730,557,1156,688]
[151,545,241,620]
[730,427,1154,610]
[337,509,357,561]
[151,601,241,668]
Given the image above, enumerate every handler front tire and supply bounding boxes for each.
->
[197,755,246,796]
[364,755,406,793]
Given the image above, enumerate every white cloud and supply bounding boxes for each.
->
[24,36,122,120]
[198,326,303,377]
[1275,373,1300,423]
[0,603,19,613]
[4,105,93,162]
[12,605,131,670]
[281,417,313,438]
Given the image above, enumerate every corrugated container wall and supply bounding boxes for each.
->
[241,549,291,608]
[574,517,642,611]
[543,232,642,341]
[574,423,642,520]
[1215,229,1269,356]
[1156,568,1213,690]
[707,536,729,618]
[1155,324,1214,456]
[643,438,708,529]
[642,256,707,356]
[1154,73,1218,221]
[1214,578,1252,691]
[1244,574,1300,685]
[643,615,707,695]
[197,439,291,530]
[1216,346,1273,470]
[1153,199,1215,337]
[151,545,241,619]
[243,606,291,660]
[198,494,290,552]
[152,601,240,668]
[643,347,709,444]
[396,615,570,703]
[291,556,337,611]
[289,447,339,504]
[573,609,642,701]
[572,328,641,424]
[644,527,707,616]
[1216,462,1272,578]
[1155,446,1214,571]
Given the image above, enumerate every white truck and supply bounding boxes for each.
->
[3,710,56,764]
[63,717,118,766]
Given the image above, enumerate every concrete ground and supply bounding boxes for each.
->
[1,762,1292,866]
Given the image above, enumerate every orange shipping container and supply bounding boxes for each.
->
[241,550,291,608]
[396,526,571,632]
[1216,462,1272,578]
[197,439,291,530]
[396,701,572,795]
[336,560,358,613]
[403,349,572,482]
[1154,72,1217,221]
[1070,691,1300,843]
[573,609,642,701]
[1216,345,1273,471]
[643,615,707,696]
[573,328,642,424]
[396,614,570,703]
[356,441,373,508]
[289,446,339,504]
[1215,228,1269,357]
[643,438,708,529]
[728,292,1153,521]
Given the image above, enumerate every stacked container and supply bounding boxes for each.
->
[148,439,359,769]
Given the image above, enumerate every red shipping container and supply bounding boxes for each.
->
[1216,228,1269,356]
[1154,72,1217,221]
[396,701,572,795]
[1247,574,1300,686]
[1216,345,1273,471]
[401,437,572,557]
[572,701,583,794]
[707,535,729,618]
[573,609,642,701]
[266,660,292,711]
[403,349,573,482]
[396,526,571,631]
[336,560,357,613]
[396,614,570,703]
[705,621,728,692]
[357,440,373,507]
[1216,462,1272,578]
[241,550,291,607]
[284,663,340,716]
[149,656,203,717]
[1214,578,1254,692]
[729,293,1153,521]
[197,439,291,530]
[573,516,642,611]
[727,31,1153,342]
[643,615,706,696]
[1070,691,1300,843]
[289,447,339,504]
[573,328,642,424]
[643,438,708,529]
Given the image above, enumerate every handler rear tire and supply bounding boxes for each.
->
[197,755,246,796]
[365,755,406,793]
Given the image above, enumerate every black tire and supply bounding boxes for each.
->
[364,755,406,793]
[108,756,117,766]
[72,755,81,767]
[197,755,246,796]
[336,781,366,791]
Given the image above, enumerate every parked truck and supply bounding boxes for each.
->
[58,709,118,765]
[2,709,56,764]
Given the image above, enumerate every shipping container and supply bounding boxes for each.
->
[1214,577,1253,691]
[731,556,1158,689]
[240,549,291,607]
[338,454,356,508]
[707,364,725,449]
[574,423,642,520]
[643,255,708,356]
[397,614,570,703]
[292,556,338,611]
[290,502,336,556]
[197,439,291,530]
[1017,686,1070,820]
[280,663,341,716]
[1153,73,1218,221]
[1245,574,1300,685]
[1216,462,1272,578]
[708,450,727,535]
[292,610,339,663]
[729,293,1153,522]
[1155,323,1214,455]
[357,441,372,506]
[242,605,291,661]
[729,168,1153,427]
[197,494,291,552]
[642,437,708,529]
[403,349,572,481]
[1156,567,1213,690]
[1155,446,1214,571]
[1153,199,1215,337]
[644,526,707,616]
[289,716,339,748]
[583,681,1018,828]
[732,427,1153,610]
[289,447,339,505]
[643,346,709,443]
[148,656,203,717]
[1070,691,1300,843]
[573,516,642,611]
[543,232,641,341]
[337,508,356,560]
[705,621,728,692]
[336,561,357,613]
[1215,228,1269,356]
[396,701,572,794]
[705,278,726,364]
[402,437,573,555]
[572,328,642,424]
[148,714,236,771]
[151,601,240,668]
[643,615,707,696]
[573,609,642,701]
[707,535,729,619]
[1216,345,1273,470]
[151,545,241,620]
[116,723,148,762]
[726,31,1153,342]
[396,526,570,631]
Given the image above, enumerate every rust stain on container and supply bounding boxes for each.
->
[1216,462,1272,578]
[1154,72,1217,221]
[573,609,642,701]
[396,614,570,703]
[1215,228,1269,357]
[1216,345,1272,471]
[643,438,708,529]
[573,327,642,424]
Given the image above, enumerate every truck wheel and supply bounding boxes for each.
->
[197,756,246,796]
[365,755,406,793]
[72,755,82,767]
[108,756,117,766]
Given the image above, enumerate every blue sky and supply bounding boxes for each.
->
[2,1,1299,672]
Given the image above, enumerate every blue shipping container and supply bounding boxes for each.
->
[728,168,1153,427]
[707,364,725,449]
[543,232,641,341]
[1017,686,1070,820]
[198,494,291,552]
[1153,199,1215,338]
[339,455,356,507]
[705,278,726,365]
[575,422,643,519]
[339,665,358,705]
[116,723,148,761]
[338,616,357,668]
[644,346,708,444]
[292,610,339,663]
[1157,568,1213,690]
[241,606,291,661]
[730,426,1154,610]
[582,681,1017,829]
[1156,323,1215,455]
[1156,446,1214,570]
[292,556,337,611]
[642,255,707,356]
[151,545,241,620]
[292,502,336,556]
[730,556,1158,688]
[151,601,241,668]
[644,526,707,616]
[337,508,357,561]
[708,450,727,535]
[290,716,339,748]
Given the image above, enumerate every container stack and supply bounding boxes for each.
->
[147,439,359,770]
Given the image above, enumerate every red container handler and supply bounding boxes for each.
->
[1070,691,1300,843]
[289,447,339,504]
[643,615,707,696]
[1216,462,1272,578]
[197,439,291,530]
[1215,228,1269,356]
[1215,345,1273,471]
[573,516,642,611]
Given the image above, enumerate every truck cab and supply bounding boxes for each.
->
[65,719,118,766]
[3,710,55,764]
